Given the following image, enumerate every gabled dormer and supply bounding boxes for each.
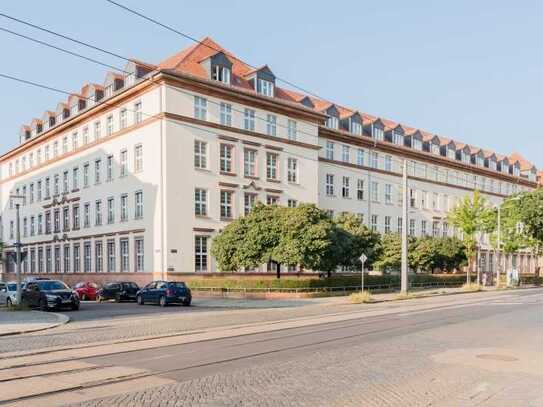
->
[299,96,315,109]
[498,156,510,174]
[386,125,405,146]
[30,118,43,138]
[245,65,275,97]
[41,111,55,132]
[322,104,340,129]
[19,125,31,144]
[67,94,86,116]
[485,152,497,171]
[457,145,471,164]
[83,84,104,107]
[407,130,424,151]
[104,72,124,98]
[370,119,385,141]
[123,60,154,86]
[200,51,232,85]
[511,160,521,177]
[426,135,441,155]
[442,140,457,160]
[55,102,70,124]
[471,149,485,167]
[340,111,363,135]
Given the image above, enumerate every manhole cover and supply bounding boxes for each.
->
[476,354,518,362]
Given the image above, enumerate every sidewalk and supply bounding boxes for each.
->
[0,310,69,336]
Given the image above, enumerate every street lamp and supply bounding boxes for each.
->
[9,194,24,306]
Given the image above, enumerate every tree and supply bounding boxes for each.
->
[438,237,468,272]
[373,233,416,272]
[447,190,495,283]
[407,236,467,273]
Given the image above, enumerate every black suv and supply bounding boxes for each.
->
[23,280,80,311]
[97,281,140,302]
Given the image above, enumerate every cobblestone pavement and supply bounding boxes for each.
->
[62,290,543,407]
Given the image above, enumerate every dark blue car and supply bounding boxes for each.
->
[136,281,192,307]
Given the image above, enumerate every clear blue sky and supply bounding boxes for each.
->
[1,1,542,167]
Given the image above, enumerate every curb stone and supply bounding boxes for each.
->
[0,311,70,337]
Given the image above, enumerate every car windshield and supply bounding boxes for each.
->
[37,281,69,290]
[124,283,138,289]
[169,282,186,288]
[7,284,17,291]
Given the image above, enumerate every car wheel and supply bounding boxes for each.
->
[40,298,48,311]
[6,298,12,309]
[115,293,122,303]
[137,295,144,305]
[71,302,80,311]
[182,298,192,307]
[159,295,167,307]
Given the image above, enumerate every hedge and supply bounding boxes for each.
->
[187,274,472,290]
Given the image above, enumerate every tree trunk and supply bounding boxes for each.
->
[476,250,481,285]
[276,262,281,279]
[466,257,472,284]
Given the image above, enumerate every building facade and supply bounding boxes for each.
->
[0,37,539,285]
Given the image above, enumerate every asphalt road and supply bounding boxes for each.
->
[68,289,543,406]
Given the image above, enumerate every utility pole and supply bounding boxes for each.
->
[359,253,367,292]
[496,205,501,287]
[15,201,22,306]
[401,159,409,294]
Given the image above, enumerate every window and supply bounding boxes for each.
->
[120,149,128,176]
[23,218,27,238]
[371,215,378,232]
[266,195,279,205]
[432,221,440,237]
[73,244,80,273]
[54,174,60,196]
[212,65,231,84]
[72,167,79,190]
[409,219,416,236]
[384,216,391,234]
[392,130,403,146]
[72,132,79,151]
[373,126,384,141]
[325,174,334,196]
[371,181,379,202]
[412,138,423,150]
[287,158,298,183]
[357,179,365,200]
[443,222,449,237]
[83,163,89,187]
[219,144,233,173]
[107,197,115,224]
[120,194,128,221]
[257,78,274,97]
[195,188,207,216]
[194,140,207,169]
[287,120,297,140]
[351,120,362,135]
[38,248,44,273]
[195,236,208,272]
[135,238,144,271]
[134,101,142,124]
[287,199,297,208]
[9,221,14,240]
[135,191,144,219]
[193,96,207,120]
[266,114,277,136]
[134,144,143,172]
[72,204,80,229]
[356,149,365,166]
[120,238,129,272]
[326,116,338,129]
[54,246,61,273]
[432,192,439,210]
[106,115,113,136]
[244,193,257,215]
[63,245,70,273]
[244,108,255,131]
[371,152,379,169]
[325,141,334,160]
[342,176,350,198]
[384,184,392,204]
[421,220,427,236]
[266,153,278,180]
[244,149,257,177]
[37,180,42,201]
[107,155,113,181]
[38,214,43,235]
[107,240,116,272]
[95,200,102,226]
[95,159,101,184]
[220,102,232,126]
[94,121,101,140]
[63,206,70,231]
[84,241,92,273]
[45,145,50,161]
[384,155,392,172]
[30,216,35,236]
[82,127,89,145]
[397,217,403,234]
[119,109,127,129]
[29,183,34,204]
[95,241,103,273]
[53,209,60,233]
[341,145,350,163]
[220,191,233,219]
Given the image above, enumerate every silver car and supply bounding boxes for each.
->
[0,282,23,307]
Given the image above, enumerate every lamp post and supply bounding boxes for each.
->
[496,204,501,287]
[10,194,24,306]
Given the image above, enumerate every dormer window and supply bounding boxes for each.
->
[489,161,497,171]
[212,65,231,85]
[413,139,423,151]
[373,126,384,141]
[431,144,440,155]
[476,156,484,167]
[513,166,520,176]
[350,120,362,135]
[461,152,470,164]
[447,148,455,159]
[56,113,63,124]
[70,104,78,116]
[105,85,113,98]
[392,130,403,146]
[326,116,339,129]
[501,164,509,174]
[125,72,135,86]
[257,78,274,97]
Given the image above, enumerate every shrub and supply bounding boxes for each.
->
[350,291,372,304]
[461,282,481,292]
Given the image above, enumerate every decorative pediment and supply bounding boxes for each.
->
[243,181,261,191]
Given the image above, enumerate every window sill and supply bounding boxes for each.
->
[220,171,237,177]
[267,178,281,183]
[195,167,211,173]
[220,217,234,222]
[195,215,210,219]
[244,175,259,180]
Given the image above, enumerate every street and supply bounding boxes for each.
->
[1,289,543,406]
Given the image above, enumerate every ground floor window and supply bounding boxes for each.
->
[63,245,70,273]
[135,237,144,272]
[195,236,208,272]
[107,240,116,272]
[95,241,103,273]
[84,241,92,273]
[120,238,129,272]
[73,243,81,273]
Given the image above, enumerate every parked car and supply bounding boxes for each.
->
[96,282,140,302]
[137,281,192,307]
[22,280,80,311]
[74,282,99,301]
[0,281,24,307]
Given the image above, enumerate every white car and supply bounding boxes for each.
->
[0,282,23,307]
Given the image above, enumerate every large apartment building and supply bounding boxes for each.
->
[0,37,539,285]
